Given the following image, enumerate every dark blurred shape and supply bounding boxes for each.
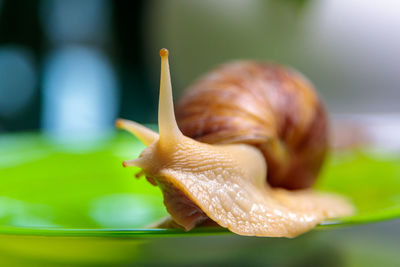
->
[0,0,43,51]
[0,0,43,132]
[112,0,156,123]
[0,46,36,118]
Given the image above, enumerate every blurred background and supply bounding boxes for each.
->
[0,0,399,136]
[1,0,400,266]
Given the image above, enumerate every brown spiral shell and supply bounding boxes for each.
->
[175,61,328,190]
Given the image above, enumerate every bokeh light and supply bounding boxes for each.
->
[40,0,110,44]
[0,45,36,118]
[41,46,118,144]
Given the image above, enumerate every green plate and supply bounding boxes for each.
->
[1,132,400,265]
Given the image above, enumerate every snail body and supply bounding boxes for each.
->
[116,49,352,237]
[176,61,328,190]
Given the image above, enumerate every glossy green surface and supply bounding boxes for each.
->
[1,132,400,235]
[0,132,400,265]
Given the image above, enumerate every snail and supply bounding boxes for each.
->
[116,49,353,237]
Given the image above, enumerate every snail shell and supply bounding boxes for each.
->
[176,62,328,189]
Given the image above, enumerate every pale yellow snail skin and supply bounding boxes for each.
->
[116,49,353,238]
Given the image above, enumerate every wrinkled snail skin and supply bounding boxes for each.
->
[116,49,353,237]
[176,62,328,190]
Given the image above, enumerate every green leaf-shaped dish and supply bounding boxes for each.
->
[0,131,399,264]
